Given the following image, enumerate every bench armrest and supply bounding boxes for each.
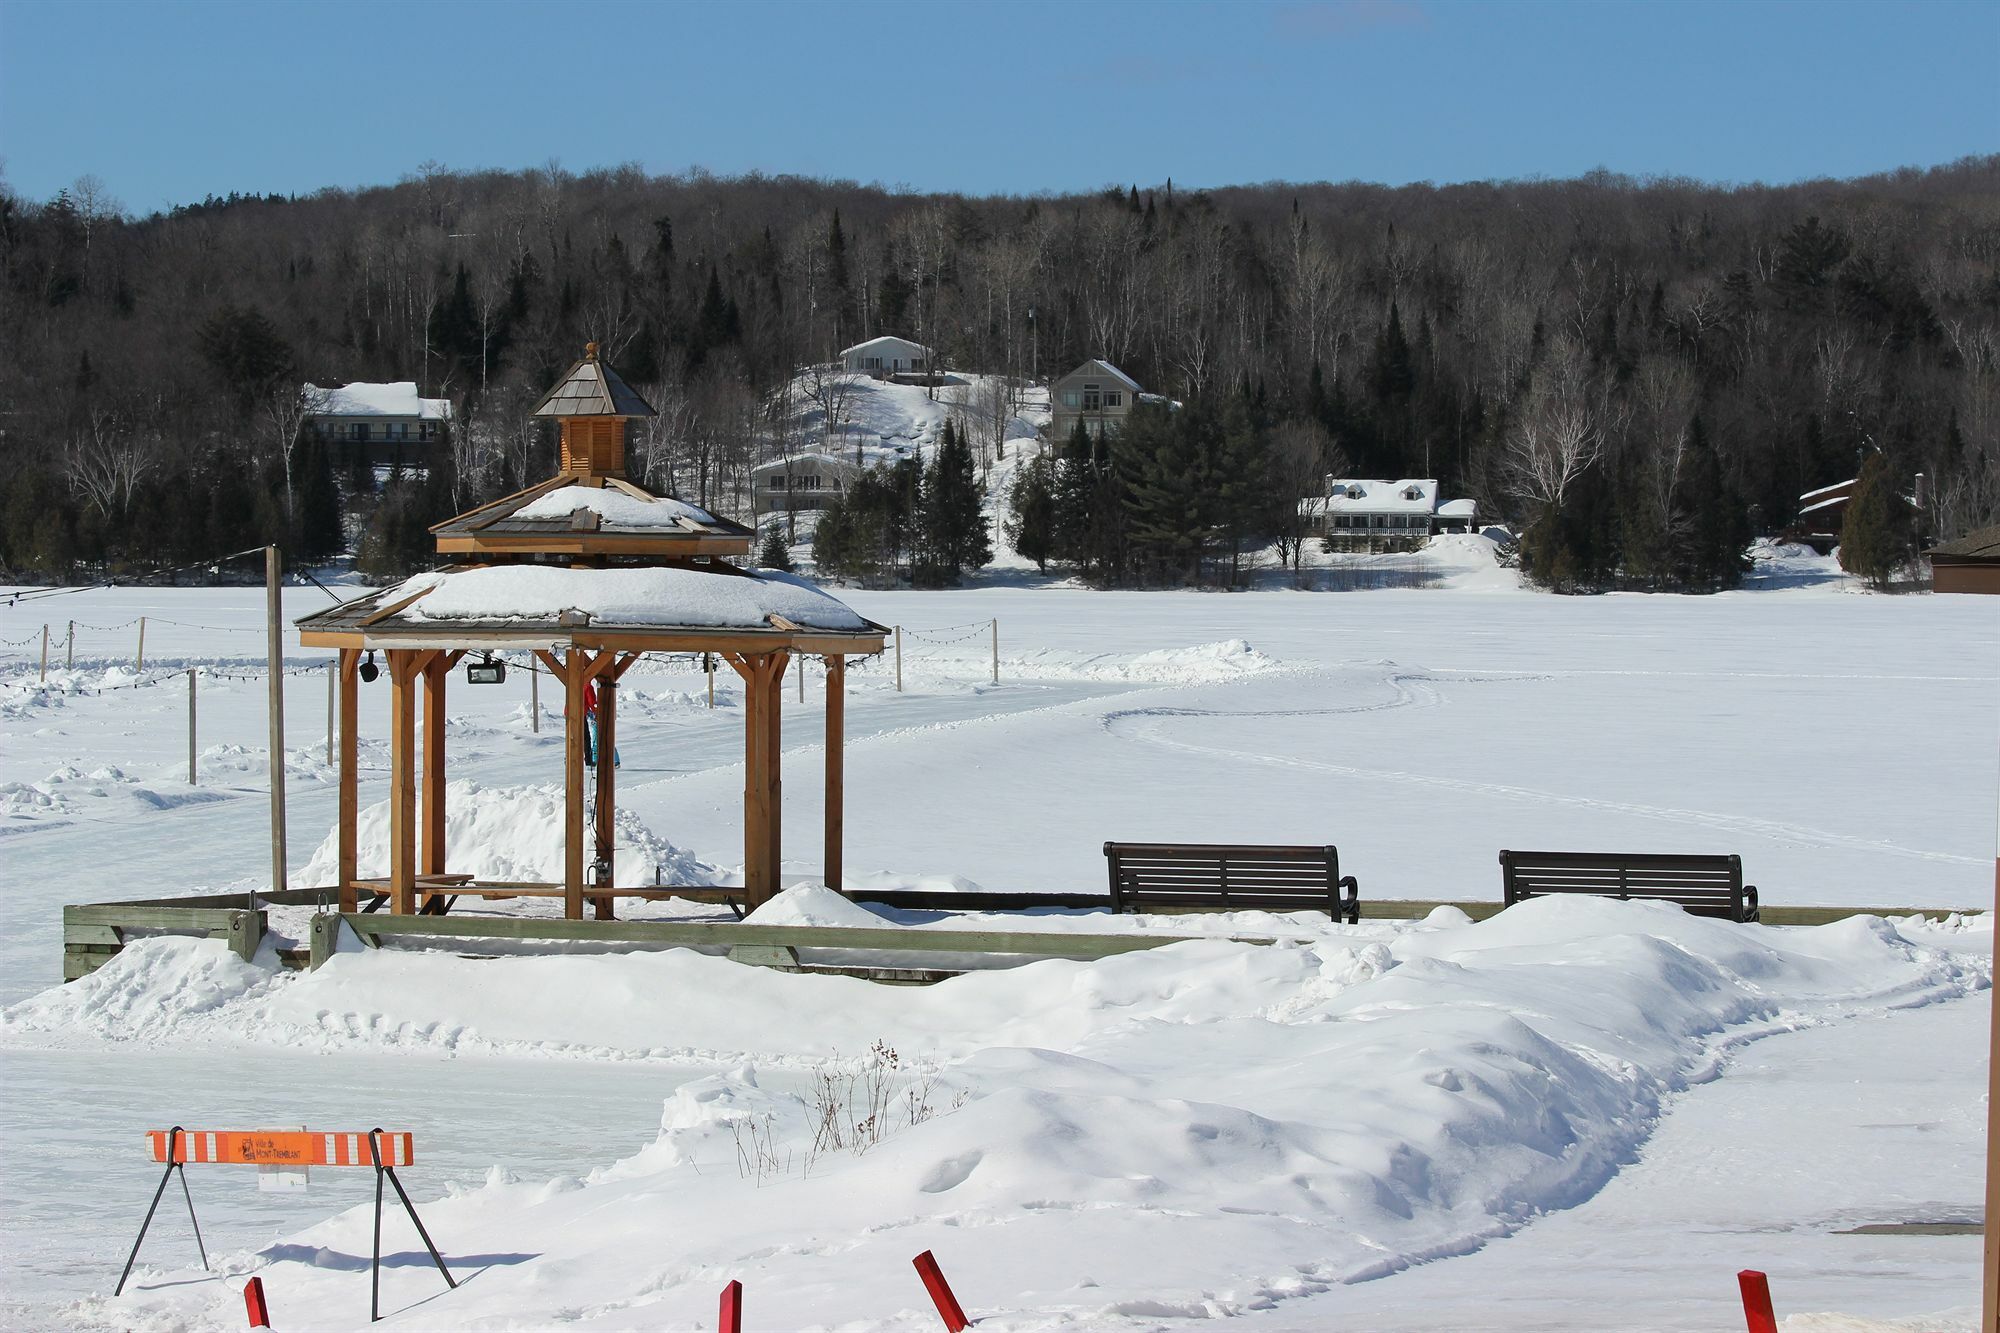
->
[1741,884,1759,924]
[1337,874,1360,926]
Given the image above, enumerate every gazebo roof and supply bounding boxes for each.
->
[296,563,887,654]
[532,343,655,418]
[431,474,754,558]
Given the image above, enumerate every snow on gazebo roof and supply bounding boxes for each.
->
[311,381,453,420]
[532,343,655,418]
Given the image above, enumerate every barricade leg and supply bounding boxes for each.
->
[366,1128,455,1322]
[117,1126,206,1296]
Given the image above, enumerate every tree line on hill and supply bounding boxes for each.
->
[1,157,1995,589]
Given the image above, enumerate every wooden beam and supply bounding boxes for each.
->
[824,655,844,895]
[564,647,589,921]
[764,652,786,905]
[359,584,441,628]
[593,672,618,921]
[534,649,568,682]
[337,648,359,912]
[421,654,448,907]
[740,654,766,906]
[386,651,420,916]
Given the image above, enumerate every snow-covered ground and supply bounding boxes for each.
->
[1,578,1995,1330]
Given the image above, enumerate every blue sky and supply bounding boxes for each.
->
[1,0,1994,212]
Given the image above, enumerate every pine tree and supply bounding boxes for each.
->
[919,420,992,584]
[757,527,796,573]
[1004,451,1057,573]
[1839,451,1913,589]
[294,435,343,560]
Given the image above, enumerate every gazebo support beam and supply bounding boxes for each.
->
[337,648,360,912]
[727,651,788,910]
[824,655,845,894]
[562,650,587,921]
[385,651,424,915]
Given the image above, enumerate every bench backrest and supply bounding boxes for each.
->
[1499,850,1752,920]
[1104,842,1340,911]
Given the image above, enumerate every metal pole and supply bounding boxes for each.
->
[326,661,336,766]
[530,658,540,733]
[39,624,48,681]
[707,653,715,709]
[797,653,804,704]
[136,616,146,671]
[991,618,999,685]
[895,626,903,692]
[266,547,288,895]
[66,620,74,669]
[188,669,197,785]
[1984,742,2000,1332]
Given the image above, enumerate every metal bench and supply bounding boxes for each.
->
[1103,842,1360,923]
[1498,850,1759,922]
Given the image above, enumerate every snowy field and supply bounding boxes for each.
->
[1,576,1996,1330]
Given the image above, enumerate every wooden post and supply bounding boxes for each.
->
[325,661,335,765]
[797,653,804,704]
[707,653,715,708]
[894,626,902,692]
[593,671,617,921]
[765,654,785,901]
[1985,765,2000,1332]
[187,668,197,785]
[137,616,147,672]
[530,659,540,733]
[66,619,74,669]
[422,655,448,893]
[730,652,786,909]
[824,655,844,894]
[387,651,419,915]
[991,618,998,684]
[40,624,49,681]
[266,547,288,896]
[338,649,359,912]
[563,649,587,921]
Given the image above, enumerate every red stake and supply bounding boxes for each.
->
[913,1250,970,1331]
[719,1278,743,1333]
[243,1276,271,1328]
[1738,1269,1777,1333]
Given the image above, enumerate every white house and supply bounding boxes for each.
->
[1303,478,1477,549]
[751,453,862,516]
[306,381,452,468]
[840,336,933,379]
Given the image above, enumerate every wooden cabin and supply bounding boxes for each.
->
[296,344,889,920]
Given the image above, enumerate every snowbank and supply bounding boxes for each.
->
[297,780,716,885]
[12,898,1985,1329]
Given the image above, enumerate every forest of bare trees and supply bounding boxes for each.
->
[2,155,1996,587]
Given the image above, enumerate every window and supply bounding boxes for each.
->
[1061,390,1081,408]
[798,475,821,491]
[349,423,370,442]
[769,476,787,489]
[420,422,438,441]
[1103,391,1122,408]
[1372,515,1388,529]
[1083,385,1101,410]
[865,356,882,370]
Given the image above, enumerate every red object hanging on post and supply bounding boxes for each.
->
[913,1250,970,1331]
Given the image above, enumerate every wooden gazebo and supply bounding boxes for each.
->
[298,345,887,919]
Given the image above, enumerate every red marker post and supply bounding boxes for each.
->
[719,1279,743,1333]
[243,1276,271,1328]
[1737,1269,1777,1333]
[913,1250,970,1331]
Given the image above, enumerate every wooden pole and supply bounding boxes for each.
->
[593,672,618,921]
[137,616,146,672]
[325,662,335,766]
[991,617,998,684]
[763,653,785,902]
[797,653,805,703]
[39,624,48,681]
[187,668,197,785]
[707,653,715,708]
[338,649,359,912]
[66,620,74,669]
[421,655,448,893]
[1984,754,2000,1333]
[265,547,288,896]
[741,656,767,905]
[563,649,587,921]
[386,652,419,914]
[824,655,844,893]
[530,658,540,733]
[895,626,902,692]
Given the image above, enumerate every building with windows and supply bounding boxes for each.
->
[751,453,861,516]
[1050,359,1143,442]
[1302,478,1476,551]
[306,381,452,469]
[839,336,933,380]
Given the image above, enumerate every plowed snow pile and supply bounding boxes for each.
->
[6,895,1983,1330]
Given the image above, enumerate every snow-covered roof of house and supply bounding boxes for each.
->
[1058,359,1142,393]
[750,453,861,477]
[1927,524,2000,562]
[841,335,930,357]
[309,381,453,421]
[1437,498,1478,518]
[1800,478,1857,503]
[1323,479,1440,514]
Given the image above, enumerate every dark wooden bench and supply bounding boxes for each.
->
[1103,842,1360,923]
[1498,850,1759,922]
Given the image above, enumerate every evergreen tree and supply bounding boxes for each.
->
[294,435,343,560]
[757,526,796,573]
[1004,450,1057,573]
[920,419,992,584]
[1838,451,1914,589]
[1676,417,1750,589]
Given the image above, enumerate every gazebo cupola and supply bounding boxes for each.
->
[297,345,888,923]
[536,341,650,479]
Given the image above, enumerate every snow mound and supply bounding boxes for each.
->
[2,937,274,1043]
[995,638,1282,684]
[741,883,891,929]
[297,781,716,885]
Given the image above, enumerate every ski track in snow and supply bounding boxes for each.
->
[1101,665,1985,868]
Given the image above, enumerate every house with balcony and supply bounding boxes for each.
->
[306,381,452,470]
[751,453,862,516]
[840,336,934,381]
[1302,478,1477,551]
[1050,359,1144,442]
